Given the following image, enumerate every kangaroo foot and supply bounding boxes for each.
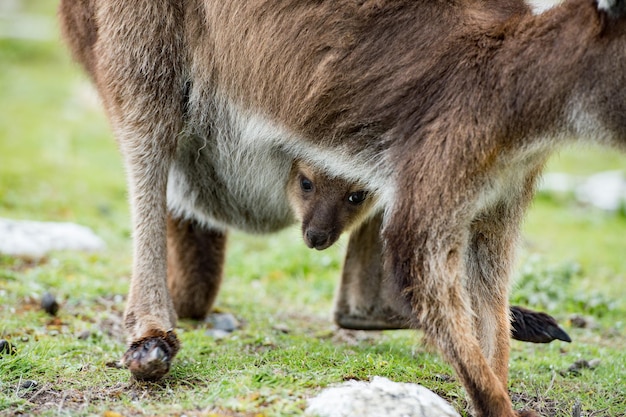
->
[122,329,180,381]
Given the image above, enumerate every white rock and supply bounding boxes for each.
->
[576,171,626,211]
[539,171,626,212]
[539,172,579,194]
[306,376,461,417]
[0,218,105,259]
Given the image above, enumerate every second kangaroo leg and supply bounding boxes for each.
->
[167,214,227,320]
[466,208,520,386]
[335,212,411,330]
[466,171,543,385]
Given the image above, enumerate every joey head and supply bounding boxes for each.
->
[287,161,377,250]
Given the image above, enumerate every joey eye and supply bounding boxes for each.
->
[300,177,314,192]
[347,190,368,205]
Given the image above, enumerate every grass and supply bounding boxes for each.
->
[1,3,626,417]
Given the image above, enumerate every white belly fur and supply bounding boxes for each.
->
[167,93,394,233]
[166,129,296,233]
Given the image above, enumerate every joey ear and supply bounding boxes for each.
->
[597,0,626,18]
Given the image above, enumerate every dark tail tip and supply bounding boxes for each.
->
[510,305,572,344]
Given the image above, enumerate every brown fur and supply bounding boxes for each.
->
[58,0,626,415]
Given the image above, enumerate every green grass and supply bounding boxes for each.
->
[1,4,626,417]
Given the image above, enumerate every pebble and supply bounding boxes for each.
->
[205,312,239,339]
[205,313,239,332]
[19,380,37,389]
[205,329,231,339]
[105,360,124,369]
[0,339,16,355]
[272,324,291,334]
[41,292,59,316]
[569,314,597,329]
[561,358,601,376]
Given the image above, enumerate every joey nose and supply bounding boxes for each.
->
[305,229,331,250]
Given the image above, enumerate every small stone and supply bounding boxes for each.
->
[20,335,29,343]
[41,292,59,316]
[569,314,587,328]
[569,314,599,329]
[570,359,586,371]
[272,324,291,334]
[205,329,230,339]
[77,330,91,340]
[564,358,601,375]
[587,358,601,369]
[205,313,239,332]
[105,360,123,369]
[0,339,16,355]
[19,380,37,389]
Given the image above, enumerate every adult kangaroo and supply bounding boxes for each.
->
[58,0,626,416]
